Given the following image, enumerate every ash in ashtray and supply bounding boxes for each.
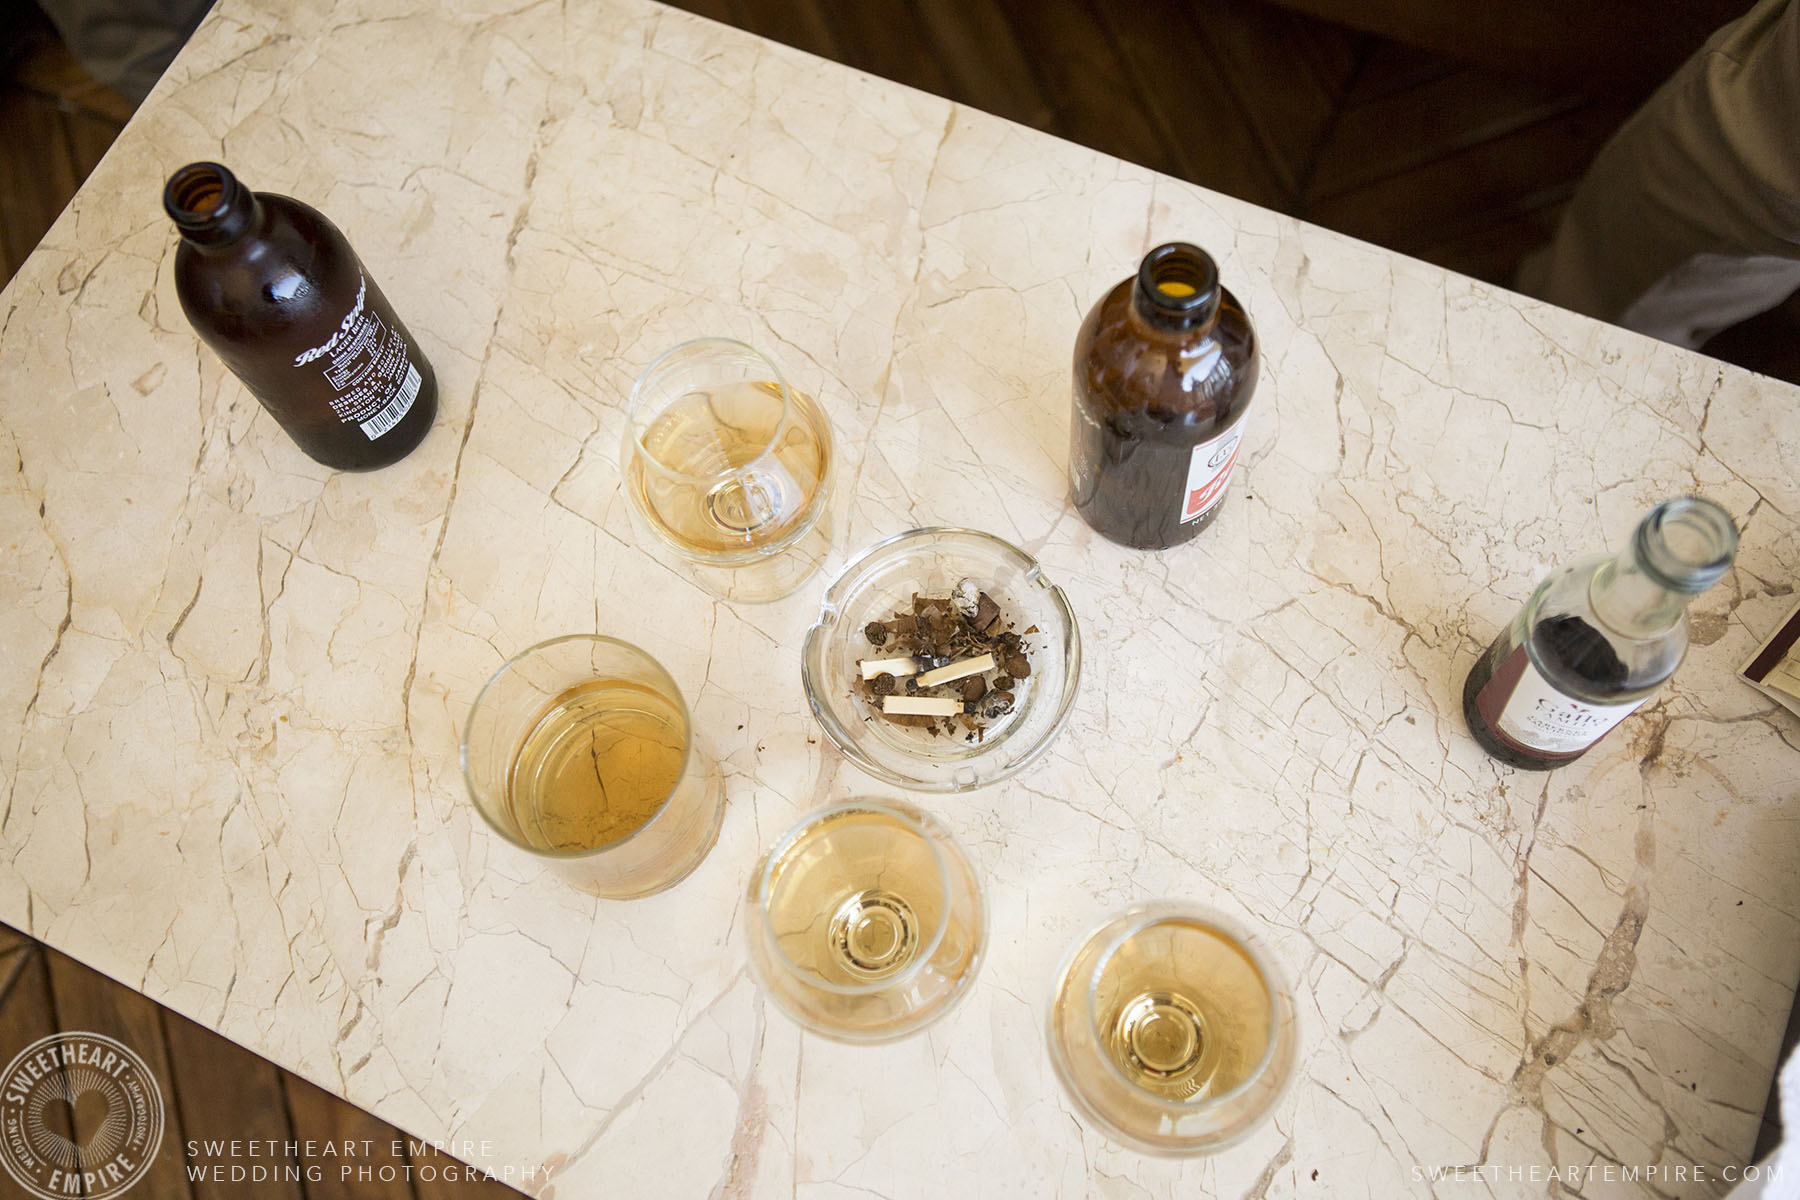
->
[854,578,1037,741]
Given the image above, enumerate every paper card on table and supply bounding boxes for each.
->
[1740,595,1800,717]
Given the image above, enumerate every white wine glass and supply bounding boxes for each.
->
[1048,902,1299,1154]
[745,798,985,1042]
[621,338,833,603]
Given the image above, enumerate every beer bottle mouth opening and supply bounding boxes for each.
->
[1634,496,1738,593]
[1134,243,1221,329]
[164,162,252,244]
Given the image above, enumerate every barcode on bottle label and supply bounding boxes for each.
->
[360,363,421,440]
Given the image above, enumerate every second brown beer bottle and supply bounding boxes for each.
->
[1069,242,1257,549]
[164,162,438,470]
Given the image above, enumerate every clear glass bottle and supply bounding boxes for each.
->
[164,162,438,471]
[1069,242,1258,549]
[1462,497,1739,770]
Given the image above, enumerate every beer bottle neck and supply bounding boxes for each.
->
[165,162,260,248]
[1590,497,1737,636]
[1131,242,1222,333]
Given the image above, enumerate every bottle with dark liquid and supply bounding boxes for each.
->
[1069,242,1257,549]
[1462,497,1738,770]
[164,162,438,470]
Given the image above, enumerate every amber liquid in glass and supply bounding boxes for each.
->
[1064,917,1274,1101]
[624,379,831,558]
[505,679,687,853]
[760,806,952,990]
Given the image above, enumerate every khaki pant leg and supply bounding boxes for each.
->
[1518,0,1800,348]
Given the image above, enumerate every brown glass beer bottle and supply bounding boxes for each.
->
[1069,242,1257,549]
[164,162,438,471]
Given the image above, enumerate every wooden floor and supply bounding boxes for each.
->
[0,6,129,278]
[0,926,522,1199]
[1,0,1794,1183]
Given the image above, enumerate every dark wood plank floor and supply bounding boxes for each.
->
[0,925,523,1198]
[1,0,1794,1181]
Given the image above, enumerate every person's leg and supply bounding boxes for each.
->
[1518,0,1800,348]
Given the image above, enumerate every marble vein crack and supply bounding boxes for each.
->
[945,1057,1005,1126]
[390,966,439,1013]
[399,231,515,800]
[166,572,204,651]
[556,972,747,1175]
[5,574,71,831]
[1240,1135,1293,1200]
[1317,1077,1414,1170]
[1509,881,1652,1122]
[339,995,366,1042]
[1589,1040,1682,1141]
[841,104,956,514]
[707,994,769,1200]
[217,967,238,1023]
[1342,943,1412,1042]
[1528,865,1608,942]
[202,30,291,81]
[1510,782,1551,945]
[365,841,417,971]
[344,1048,374,1081]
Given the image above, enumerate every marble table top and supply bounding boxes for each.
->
[3,0,1798,1195]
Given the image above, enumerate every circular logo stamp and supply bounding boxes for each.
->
[0,1032,165,1200]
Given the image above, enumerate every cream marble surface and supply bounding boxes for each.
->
[2,0,1798,1196]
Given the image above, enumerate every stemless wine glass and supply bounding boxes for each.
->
[461,635,724,898]
[746,798,986,1042]
[1048,902,1299,1155]
[621,338,834,603]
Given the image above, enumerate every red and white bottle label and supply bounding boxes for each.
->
[1480,646,1645,755]
[1179,421,1245,524]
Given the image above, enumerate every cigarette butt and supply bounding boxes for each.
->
[860,656,922,679]
[882,695,963,716]
[915,653,996,688]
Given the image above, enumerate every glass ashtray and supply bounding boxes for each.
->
[800,527,1081,792]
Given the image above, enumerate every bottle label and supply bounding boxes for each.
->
[1179,421,1245,524]
[359,364,421,440]
[1482,645,1646,755]
[293,272,420,440]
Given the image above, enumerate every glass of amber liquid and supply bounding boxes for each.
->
[746,799,986,1042]
[1048,903,1298,1154]
[461,635,723,898]
[622,338,834,603]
